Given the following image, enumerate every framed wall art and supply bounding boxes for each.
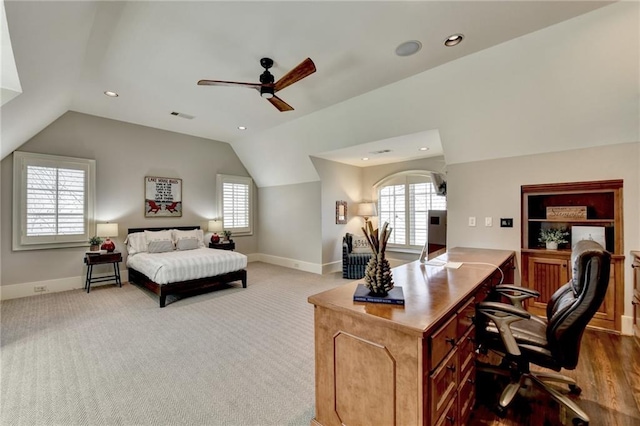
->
[145,176,182,217]
[336,201,347,224]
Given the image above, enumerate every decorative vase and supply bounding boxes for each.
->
[101,238,115,252]
[362,221,394,297]
[546,241,558,250]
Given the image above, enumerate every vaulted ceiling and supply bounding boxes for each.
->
[2,1,638,187]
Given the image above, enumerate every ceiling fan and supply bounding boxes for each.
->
[197,57,316,112]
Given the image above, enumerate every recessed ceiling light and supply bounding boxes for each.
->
[444,34,464,47]
[238,126,247,130]
[419,147,429,151]
[395,40,422,57]
[103,90,119,97]
[361,157,370,161]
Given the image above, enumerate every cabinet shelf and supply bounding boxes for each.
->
[527,218,614,223]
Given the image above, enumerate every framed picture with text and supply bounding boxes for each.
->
[144,176,182,217]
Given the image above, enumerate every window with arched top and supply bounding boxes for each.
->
[373,171,446,249]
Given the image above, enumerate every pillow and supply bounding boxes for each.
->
[145,230,174,252]
[351,235,372,254]
[148,239,175,253]
[173,229,205,248]
[124,232,147,256]
[176,237,199,251]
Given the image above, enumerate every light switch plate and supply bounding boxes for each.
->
[468,217,476,227]
[485,217,492,227]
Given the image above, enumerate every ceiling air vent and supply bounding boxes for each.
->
[170,111,195,120]
[369,149,392,155]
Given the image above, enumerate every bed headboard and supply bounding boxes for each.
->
[127,226,200,234]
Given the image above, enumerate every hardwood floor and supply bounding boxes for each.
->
[471,331,640,425]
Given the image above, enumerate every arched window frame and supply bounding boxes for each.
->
[372,170,446,250]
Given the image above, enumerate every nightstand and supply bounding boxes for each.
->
[84,251,123,293]
[209,240,235,251]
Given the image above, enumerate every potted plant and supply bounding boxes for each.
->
[89,236,103,251]
[539,227,569,250]
[222,230,232,242]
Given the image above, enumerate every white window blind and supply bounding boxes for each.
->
[376,173,446,249]
[217,174,253,235]
[13,152,96,250]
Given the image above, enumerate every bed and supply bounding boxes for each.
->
[126,226,247,307]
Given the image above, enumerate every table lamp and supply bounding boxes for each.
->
[357,202,377,227]
[96,223,118,252]
[209,220,223,243]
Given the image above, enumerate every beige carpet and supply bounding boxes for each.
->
[0,262,349,426]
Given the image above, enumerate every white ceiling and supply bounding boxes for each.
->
[3,1,637,187]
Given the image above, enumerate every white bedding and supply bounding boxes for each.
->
[127,248,247,285]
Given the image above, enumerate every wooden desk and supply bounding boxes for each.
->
[308,247,515,426]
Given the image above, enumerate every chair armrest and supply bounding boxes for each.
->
[477,301,531,357]
[492,285,540,310]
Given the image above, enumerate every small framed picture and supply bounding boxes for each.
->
[336,201,347,224]
[571,226,605,249]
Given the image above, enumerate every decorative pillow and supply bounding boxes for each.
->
[145,230,174,252]
[125,232,148,256]
[148,239,175,253]
[351,235,372,254]
[176,237,199,251]
[173,229,205,248]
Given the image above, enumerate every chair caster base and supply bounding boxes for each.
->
[495,405,508,418]
[569,384,582,395]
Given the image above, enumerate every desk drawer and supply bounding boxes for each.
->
[430,348,458,425]
[457,298,475,338]
[458,366,476,426]
[435,395,458,426]
[430,315,457,371]
[458,326,475,384]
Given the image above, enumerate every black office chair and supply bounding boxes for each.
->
[476,240,611,425]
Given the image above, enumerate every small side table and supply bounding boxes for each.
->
[209,240,235,251]
[84,251,123,293]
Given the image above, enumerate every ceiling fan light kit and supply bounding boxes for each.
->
[198,57,316,112]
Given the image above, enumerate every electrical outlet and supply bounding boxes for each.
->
[485,217,492,227]
[34,286,47,293]
[468,217,476,227]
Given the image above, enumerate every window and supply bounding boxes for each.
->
[13,151,96,250]
[376,172,446,249]
[217,174,253,235]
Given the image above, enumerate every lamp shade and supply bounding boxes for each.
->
[357,202,377,217]
[96,223,118,238]
[208,220,223,233]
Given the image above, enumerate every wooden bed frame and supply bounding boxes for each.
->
[127,226,247,307]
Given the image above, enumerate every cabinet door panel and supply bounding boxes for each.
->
[527,256,568,314]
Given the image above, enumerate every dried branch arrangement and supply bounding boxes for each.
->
[362,221,394,296]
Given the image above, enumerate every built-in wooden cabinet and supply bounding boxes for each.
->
[521,180,624,332]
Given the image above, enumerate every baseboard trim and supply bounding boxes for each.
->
[621,315,633,336]
[254,253,322,274]
[322,260,342,274]
[0,270,130,301]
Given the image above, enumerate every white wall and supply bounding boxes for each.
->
[311,157,363,270]
[447,142,640,318]
[257,181,322,272]
[1,112,257,289]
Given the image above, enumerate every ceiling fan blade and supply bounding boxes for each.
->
[274,58,316,92]
[197,80,262,89]
[267,95,294,112]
